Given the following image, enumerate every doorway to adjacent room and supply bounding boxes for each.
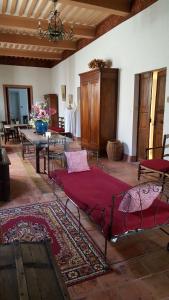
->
[3,85,33,124]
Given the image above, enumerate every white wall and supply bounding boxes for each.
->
[0,65,52,121]
[50,0,169,156]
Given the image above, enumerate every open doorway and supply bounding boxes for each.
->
[3,85,33,124]
[136,68,166,160]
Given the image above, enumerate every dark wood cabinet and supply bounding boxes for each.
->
[44,94,58,127]
[79,68,118,154]
[0,148,11,201]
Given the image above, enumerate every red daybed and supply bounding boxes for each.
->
[50,166,169,256]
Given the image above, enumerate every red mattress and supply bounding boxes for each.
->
[50,167,169,239]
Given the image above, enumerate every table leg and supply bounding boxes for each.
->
[35,146,40,173]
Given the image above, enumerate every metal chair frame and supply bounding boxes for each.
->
[44,135,67,175]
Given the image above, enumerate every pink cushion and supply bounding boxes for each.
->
[141,159,169,172]
[65,150,90,173]
[119,183,162,213]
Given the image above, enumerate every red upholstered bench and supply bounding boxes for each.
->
[49,126,65,133]
[138,134,169,184]
[140,158,169,172]
[50,166,169,256]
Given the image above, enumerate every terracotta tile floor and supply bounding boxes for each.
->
[2,142,169,300]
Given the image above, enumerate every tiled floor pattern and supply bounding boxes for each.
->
[2,142,169,300]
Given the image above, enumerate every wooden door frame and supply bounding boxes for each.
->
[136,71,153,160]
[136,67,166,160]
[3,84,33,123]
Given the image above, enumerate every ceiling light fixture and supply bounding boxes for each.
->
[38,0,73,42]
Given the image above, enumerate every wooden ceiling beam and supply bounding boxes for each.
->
[34,0,49,19]
[27,0,39,17]
[61,0,131,16]
[0,14,95,39]
[2,0,8,14]
[10,0,17,15]
[19,0,29,16]
[0,33,77,50]
[0,48,62,60]
[68,24,95,39]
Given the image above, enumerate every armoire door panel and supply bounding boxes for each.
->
[80,84,90,146]
[90,82,100,147]
[79,68,118,154]
[137,72,152,160]
[100,76,118,144]
[153,69,166,158]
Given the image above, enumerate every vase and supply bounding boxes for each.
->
[106,140,123,161]
[35,120,48,135]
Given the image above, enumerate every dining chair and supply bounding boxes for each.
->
[58,117,65,130]
[44,134,67,175]
[138,134,169,185]
[3,123,17,144]
[18,127,35,159]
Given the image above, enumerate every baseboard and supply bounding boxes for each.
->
[123,154,137,162]
[73,136,81,141]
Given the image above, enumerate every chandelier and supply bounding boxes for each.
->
[38,0,73,42]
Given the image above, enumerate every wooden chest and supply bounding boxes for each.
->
[0,147,11,201]
[0,240,70,300]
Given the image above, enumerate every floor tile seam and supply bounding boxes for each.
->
[109,247,168,266]
[114,268,169,289]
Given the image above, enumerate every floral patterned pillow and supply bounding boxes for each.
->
[118,183,162,213]
[65,150,90,173]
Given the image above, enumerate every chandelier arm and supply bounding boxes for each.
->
[38,0,73,42]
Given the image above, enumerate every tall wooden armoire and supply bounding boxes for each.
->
[44,94,58,127]
[79,68,118,155]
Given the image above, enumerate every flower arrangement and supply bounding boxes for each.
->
[29,101,56,126]
[88,58,106,69]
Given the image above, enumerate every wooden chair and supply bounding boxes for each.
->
[3,125,16,144]
[58,117,65,130]
[138,134,169,185]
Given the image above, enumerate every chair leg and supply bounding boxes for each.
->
[5,135,7,144]
[44,156,47,174]
[22,145,25,159]
[161,174,166,192]
[138,164,141,180]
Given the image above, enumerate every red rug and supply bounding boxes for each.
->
[0,198,110,286]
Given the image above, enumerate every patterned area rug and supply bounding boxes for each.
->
[0,196,110,286]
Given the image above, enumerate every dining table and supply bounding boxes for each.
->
[19,128,72,173]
